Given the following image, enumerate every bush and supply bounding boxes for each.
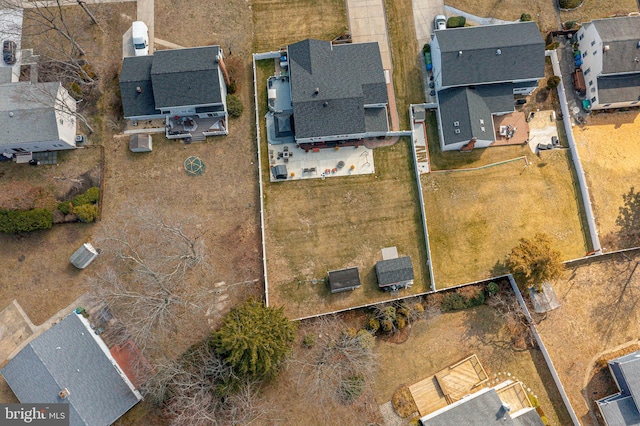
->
[227,81,237,94]
[447,16,466,28]
[545,42,560,50]
[227,94,244,118]
[396,316,407,329]
[303,333,316,348]
[73,204,99,223]
[356,329,375,350]
[558,0,582,9]
[487,281,499,296]
[469,291,485,307]
[422,43,431,54]
[366,317,380,333]
[520,13,532,21]
[0,208,53,233]
[546,76,561,90]
[57,202,72,215]
[339,375,365,403]
[564,20,576,29]
[72,187,100,207]
[441,293,469,311]
[380,319,394,332]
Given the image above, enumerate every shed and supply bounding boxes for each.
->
[327,267,361,293]
[129,134,152,152]
[376,256,414,291]
[70,243,98,269]
[271,164,288,180]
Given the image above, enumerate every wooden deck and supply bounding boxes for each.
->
[408,376,448,417]
[491,111,530,146]
[495,380,531,413]
[435,354,489,403]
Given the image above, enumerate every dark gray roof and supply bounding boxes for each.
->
[591,16,640,75]
[438,84,514,145]
[151,46,222,109]
[288,39,388,139]
[421,388,515,426]
[1,313,141,426]
[435,22,545,87]
[364,107,389,132]
[597,74,640,104]
[598,394,640,426]
[328,267,361,293]
[119,55,159,118]
[512,408,545,426]
[376,256,414,287]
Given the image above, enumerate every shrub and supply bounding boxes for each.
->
[227,94,244,118]
[545,42,560,50]
[441,293,469,311]
[469,291,485,307]
[520,13,532,21]
[73,204,98,223]
[487,281,499,296]
[397,305,410,320]
[380,319,394,332]
[57,202,72,215]
[540,415,549,425]
[339,375,365,403]
[447,16,466,28]
[303,333,316,348]
[344,327,358,338]
[564,20,576,29]
[356,329,375,349]
[0,208,53,233]
[546,76,560,90]
[227,81,237,94]
[413,302,424,315]
[396,316,407,329]
[558,0,582,9]
[528,393,540,408]
[422,43,431,54]
[366,317,380,333]
[72,187,100,207]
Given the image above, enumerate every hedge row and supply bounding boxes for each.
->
[447,16,466,28]
[0,208,53,233]
[57,187,100,223]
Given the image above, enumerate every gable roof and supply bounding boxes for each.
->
[0,82,73,147]
[151,46,222,109]
[375,256,414,287]
[597,349,640,425]
[1,313,142,426]
[598,394,640,426]
[591,16,640,75]
[421,387,515,426]
[288,39,388,139]
[328,267,361,293]
[597,74,640,104]
[119,55,159,118]
[438,84,514,145]
[435,22,545,87]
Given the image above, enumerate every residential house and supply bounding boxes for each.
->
[1,312,142,426]
[596,349,640,425]
[430,22,545,151]
[0,81,77,159]
[119,46,229,140]
[270,39,390,149]
[375,256,414,291]
[327,267,361,293]
[575,16,640,110]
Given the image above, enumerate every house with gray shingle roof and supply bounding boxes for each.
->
[376,256,414,291]
[596,349,640,425]
[119,46,228,139]
[1,312,142,426]
[283,39,390,149]
[0,81,77,158]
[430,22,545,151]
[575,16,640,110]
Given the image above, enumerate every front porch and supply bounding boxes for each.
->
[166,116,227,141]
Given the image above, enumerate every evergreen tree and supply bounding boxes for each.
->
[507,233,563,292]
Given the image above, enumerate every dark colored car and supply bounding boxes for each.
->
[3,40,16,65]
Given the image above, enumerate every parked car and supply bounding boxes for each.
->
[3,40,16,65]
[434,15,447,31]
[131,21,149,56]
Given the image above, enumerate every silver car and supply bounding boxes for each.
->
[434,15,446,31]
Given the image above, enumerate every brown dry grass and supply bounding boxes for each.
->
[252,0,348,52]
[574,111,640,250]
[373,304,572,424]
[422,136,589,288]
[560,0,638,25]
[537,250,640,425]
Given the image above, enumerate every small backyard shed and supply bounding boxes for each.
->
[70,243,98,269]
[327,267,361,294]
[376,256,414,291]
[129,134,152,152]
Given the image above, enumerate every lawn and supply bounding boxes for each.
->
[537,251,640,426]
[559,0,638,26]
[373,303,572,425]
[421,112,588,287]
[574,111,640,251]
[252,0,348,52]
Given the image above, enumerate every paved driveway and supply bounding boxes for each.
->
[346,0,392,69]
[413,0,444,51]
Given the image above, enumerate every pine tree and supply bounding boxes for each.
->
[507,233,563,292]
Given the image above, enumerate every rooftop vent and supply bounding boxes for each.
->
[59,388,70,399]
[453,121,459,127]
[480,126,485,132]
[8,111,13,118]
[604,45,610,52]
[637,41,640,48]
[458,51,463,57]
[635,57,640,63]
[454,129,461,134]
[496,49,502,55]
[314,87,320,95]
[323,102,328,107]
[479,119,484,124]
[502,403,511,412]
[136,86,142,93]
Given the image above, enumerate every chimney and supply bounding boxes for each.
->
[136,86,142,94]
[59,388,70,399]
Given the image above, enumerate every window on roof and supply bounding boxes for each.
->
[583,51,588,58]
[591,40,596,46]
[593,50,598,56]
[584,68,591,75]
[589,80,593,86]
[591,97,596,102]
[579,34,584,40]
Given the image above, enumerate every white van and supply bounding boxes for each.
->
[132,21,149,56]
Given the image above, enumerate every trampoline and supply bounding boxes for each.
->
[184,156,205,176]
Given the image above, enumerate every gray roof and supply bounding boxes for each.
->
[435,22,545,87]
[376,256,414,287]
[597,74,640,104]
[0,82,70,147]
[119,55,159,118]
[438,84,514,145]
[596,349,640,426]
[328,267,361,293]
[288,39,388,139]
[598,394,640,426]
[512,408,545,426]
[1,313,141,426]
[591,16,640,75]
[364,107,389,132]
[421,388,515,426]
[151,46,222,109]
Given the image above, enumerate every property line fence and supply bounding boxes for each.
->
[430,155,529,174]
[547,49,601,254]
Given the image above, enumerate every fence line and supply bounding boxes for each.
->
[430,155,529,173]
[508,275,581,425]
[252,54,270,306]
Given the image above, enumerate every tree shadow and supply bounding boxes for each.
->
[615,187,640,248]
[490,259,510,278]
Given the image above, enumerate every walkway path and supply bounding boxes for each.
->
[444,5,514,25]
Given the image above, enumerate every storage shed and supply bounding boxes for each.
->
[271,164,288,180]
[129,134,152,152]
[70,243,99,269]
[327,267,361,294]
[376,256,414,291]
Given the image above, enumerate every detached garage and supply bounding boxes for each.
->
[327,267,361,294]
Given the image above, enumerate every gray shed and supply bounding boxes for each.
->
[327,267,361,294]
[70,243,98,269]
[129,134,152,152]
[376,256,414,291]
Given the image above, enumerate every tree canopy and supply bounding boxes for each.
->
[506,233,563,291]
[213,299,297,379]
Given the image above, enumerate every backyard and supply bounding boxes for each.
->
[574,111,640,251]
[537,250,640,426]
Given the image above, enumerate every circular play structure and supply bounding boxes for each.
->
[184,156,205,176]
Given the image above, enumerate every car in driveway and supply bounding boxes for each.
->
[434,15,446,31]
[3,40,16,65]
[131,21,149,56]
